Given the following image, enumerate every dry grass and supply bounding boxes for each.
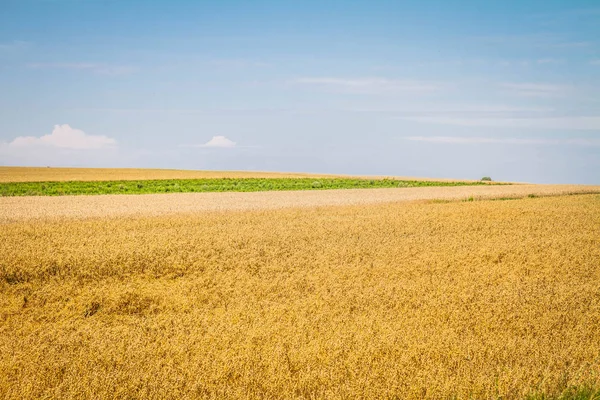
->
[1,194,600,399]
[0,166,482,183]
[1,183,599,223]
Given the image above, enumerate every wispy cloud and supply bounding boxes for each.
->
[362,104,549,115]
[591,59,600,65]
[536,58,564,64]
[27,62,96,69]
[499,82,569,97]
[0,40,31,50]
[550,41,593,48]
[532,7,600,27]
[186,136,237,148]
[399,116,600,130]
[4,124,116,150]
[209,59,272,68]
[499,58,565,66]
[471,33,594,50]
[79,108,292,117]
[26,62,137,75]
[405,136,600,146]
[374,58,566,71]
[292,77,443,94]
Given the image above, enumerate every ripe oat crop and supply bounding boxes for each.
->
[1,194,600,399]
[0,166,474,183]
[1,184,598,222]
[0,167,347,182]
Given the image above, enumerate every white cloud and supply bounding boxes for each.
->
[471,33,594,49]
[6,124,116,150]
[398,116,600,130]
[499,82,568,97]
[405,136,600,146]
[0,40,30,50]
[591,60,600,65]
[536,58,564,64]
[26,62,137,75]
[198,136,237,148]
[27,62,97,70]
[366,104,550,116]
[551,41,593,48]
[293,77,442,94]
[209,59,272,68]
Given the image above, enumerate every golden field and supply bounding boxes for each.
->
[1,192,600,399]
[0,166,482,183]
[0,166,345,182]
[2,184,600,223]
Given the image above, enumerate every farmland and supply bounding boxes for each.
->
[0,166,346,182]
[0,177,496,197]
[0,166,497,197]
[0,166,475,183]
[1,183,599,223]
[2,176,600,399]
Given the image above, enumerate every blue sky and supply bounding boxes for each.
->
[1,0,599,183]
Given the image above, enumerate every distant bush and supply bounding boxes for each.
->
[481,177,492,181]
[311,181,322,188]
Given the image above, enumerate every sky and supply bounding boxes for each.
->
[0,0,599,183]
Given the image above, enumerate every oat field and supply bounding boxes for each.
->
[0,167,346,182]
[2,181,600,399]
[1,183,598,223]
[1,166,475,183]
